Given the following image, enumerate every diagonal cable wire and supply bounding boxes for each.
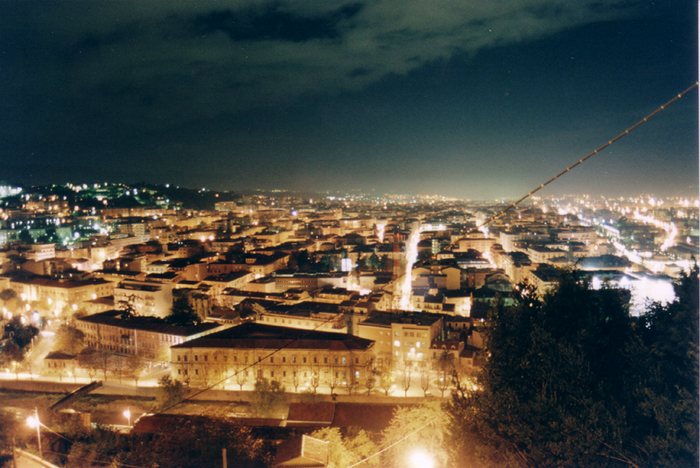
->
[476,82,698,230]
[348,81,699,468]
[347,421,433,467]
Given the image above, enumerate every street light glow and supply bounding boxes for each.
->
[123,408,132,427]
[26,415,39,429]
[408,448,434,468]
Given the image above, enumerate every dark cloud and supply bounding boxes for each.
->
[191,3,363,42]
[0,0,696,198]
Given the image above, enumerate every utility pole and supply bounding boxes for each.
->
[221,447,227,468]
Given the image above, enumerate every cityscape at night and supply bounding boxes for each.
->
[0,1,698,467]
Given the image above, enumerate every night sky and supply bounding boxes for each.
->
[1,1,697,199]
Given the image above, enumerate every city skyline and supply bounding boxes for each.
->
[1,1,697,198]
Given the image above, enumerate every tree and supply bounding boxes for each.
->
[381,254,392,272]
[95,349,112,380]
[0,409,18,462]
[166,296,201,327]
[449,269,700,467]
[367,253,381,271]
[250,377,286,417]
[435,351,454,397]
[63,417,270,467]
[291,366,301,392]
[402,365,412,397]
[364,368,377,395]
[54,324,85,355]
[420,369,431,397]
[156,375,187,410]
[381,401,449,467]
[236,368,248,390]
[378,366,393,396]
[126,354,145,385]
[628,266,699,466]
[344,377,358,395]
[0,288,17,303]
[328,366,339,395]
[0,288,18,312]
[310,369,320,394]
[18,229,34,244]
[1,342,22,368]
[310,427,379,468]
[1,317,38,363]
[77,348,113,380]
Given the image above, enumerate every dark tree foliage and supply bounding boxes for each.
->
[166,296,201,327]
[629,267,699,466]
[18,229,34,244]
[0,409,18,465]
[58,420,270,467]
[450,268,699,467]
[2,317,39,353]
[156,375,187,410]
[0,288,17,303]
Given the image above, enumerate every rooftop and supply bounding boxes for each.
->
[361,311,442,327]
[7,274,112,289]
[171,322,373,351]
[77,310,220,336]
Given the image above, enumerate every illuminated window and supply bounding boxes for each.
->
[394,340,400,347]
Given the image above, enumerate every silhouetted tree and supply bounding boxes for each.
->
[166,296,201,327]
[450,269,700,467]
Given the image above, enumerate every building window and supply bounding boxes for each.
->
[313,356,317,364]
[194,355,198,361]
[324,357,328,364]
[303,357,307,364]
[270,356,274,363]
[282,356,286,363]
[341,356,346,365]
[354,357,359,364]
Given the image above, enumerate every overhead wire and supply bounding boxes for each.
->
[350,81,699,466]
[347,421,433,467]
[476,81,698,230]
[38,82,699,466]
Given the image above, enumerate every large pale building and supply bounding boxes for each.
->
[356,312,443,369]
[3,275,113,315]
[113,278,174,317]
[170,322,375,392]
[76,310,224,361]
